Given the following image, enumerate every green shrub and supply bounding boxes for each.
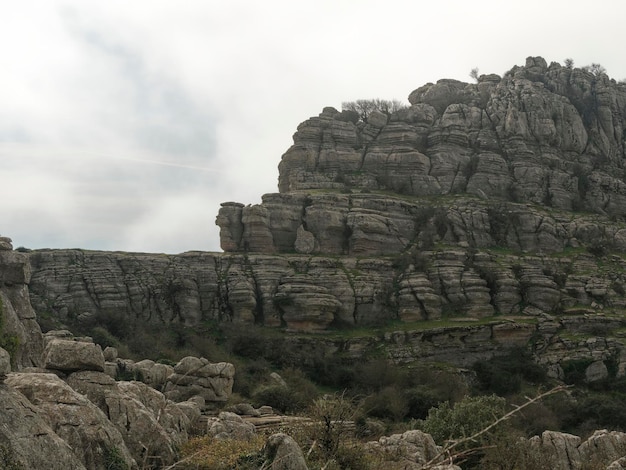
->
[562,358,594,385]
[562,392,626,434]
[418,394,507,445]
[362,386,409,421]
[103,446,129,470]
[473,349,547,395]
[90,326,119,349]
[403,386,443,420]
[252,370,318,413]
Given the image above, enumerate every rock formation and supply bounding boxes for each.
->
[22,56,626,381]
[5,55,626,468]
[0,245,235,468]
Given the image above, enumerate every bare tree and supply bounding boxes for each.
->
[341,98,407,122]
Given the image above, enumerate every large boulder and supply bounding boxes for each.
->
[207,411,256,440]
[66,370,181,466]
[5,372,136,470]
[366,430,461,469]
[164,356,234,405]
[263,433,309,470]
[43,339,105,372]
[0,384,87,469]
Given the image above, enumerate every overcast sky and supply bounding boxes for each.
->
[1,1,624,254]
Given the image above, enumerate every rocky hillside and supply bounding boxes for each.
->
[25,57,626,374]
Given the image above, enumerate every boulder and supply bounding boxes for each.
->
[164,357,234,404]
[5,372,136,470]
[43,339,105,372]
[0,385,87,469]
[263,433,309,470]
[207,411,256,440]
[66,370,180,466]
[365,429,456,468]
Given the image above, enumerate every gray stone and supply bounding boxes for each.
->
[264,433,309,470]
[43,339,105,372]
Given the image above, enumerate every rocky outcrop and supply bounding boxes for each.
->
[207,411,256,440]
[524,429,626,470]
[263,433,309,470]
[43,338,105,372]
[0,240,44,369]
[0,384,87,470]
[164,356,235,405]
[366,429,461,469]
[5,372,137,470]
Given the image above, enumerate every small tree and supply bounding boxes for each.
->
[469,67,480,82]
[341,98,406,122]
[564,58,574,69]
[582,63,607,76]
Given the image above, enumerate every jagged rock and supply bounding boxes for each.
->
[43,338,105,372]
[116,380,196,448]
[579,430,626,467]
[164,356,234,404]
[0,236,13,251]
[207,411,256,440]
[0,286,44,369]
[127,359,174,389]
[0,385,87,469]
[5,372,136,470]
[0,250,29,284]
[366,429,460,469]
[263,433,309,470]
[521,429,626,470]
[67,370,181,465]
[103,346,118,361]
[585,360,609,382]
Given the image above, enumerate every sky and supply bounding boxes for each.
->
[1,1,625,254]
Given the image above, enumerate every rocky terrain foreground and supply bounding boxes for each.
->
[3,56,626,468]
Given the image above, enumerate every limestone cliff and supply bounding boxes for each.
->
[25,56,626,372]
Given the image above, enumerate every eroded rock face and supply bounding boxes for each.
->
[366,429,461,469]
[0,385,87,470]
[207,411,256,440]
[66,370,190,466]
[43,339,105,372]
[5,372,136,470]
[164,356,235,405]
[20,59,626,368]
[0,249,44,369]
[524,429,626,470]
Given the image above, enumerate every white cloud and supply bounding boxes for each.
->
[1,0,625,253]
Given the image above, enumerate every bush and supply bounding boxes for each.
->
[252,369,318,413]
[418,394,507,445]
[404,386,443,420]
[362,386,409,421]
[473,350,547,395]
[562,358,594,385]
[103,446,129,470]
